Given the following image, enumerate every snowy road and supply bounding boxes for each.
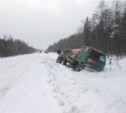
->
[0,53,126,113]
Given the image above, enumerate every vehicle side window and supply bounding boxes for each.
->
[94,53,99,59]
[100,56,105,62]
[82,47,88,53]
[90,50,100,60]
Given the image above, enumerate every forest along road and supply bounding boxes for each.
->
[0,53,126,113]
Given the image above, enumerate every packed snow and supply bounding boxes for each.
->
[0,53,126,113]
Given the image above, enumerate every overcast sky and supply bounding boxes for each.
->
[0,0,101,49]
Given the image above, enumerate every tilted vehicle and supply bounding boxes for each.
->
[56,46,106,71]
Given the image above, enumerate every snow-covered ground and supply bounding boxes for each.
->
[0,53,126,113]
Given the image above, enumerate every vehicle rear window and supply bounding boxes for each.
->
[99,55,105,62]
[89,49,105,63]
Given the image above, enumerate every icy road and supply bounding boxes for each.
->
[0,53,126,113]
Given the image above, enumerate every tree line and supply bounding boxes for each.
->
[47,0,126,57]
[0,36,36,57]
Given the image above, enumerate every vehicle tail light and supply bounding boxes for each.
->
[88,58,95,64]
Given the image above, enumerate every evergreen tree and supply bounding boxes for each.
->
[83,17,92,46]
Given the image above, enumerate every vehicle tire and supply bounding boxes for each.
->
[73,62,81,72]
[56,57,62,63]
[56,57,60,63]
[61,58,67,65]
[82,65,85,70]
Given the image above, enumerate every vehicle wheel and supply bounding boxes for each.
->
[73,63,81,72]
[56,57,62,63]
[61,59,67,65]
[82,65,85,70]
[56,57,60,63]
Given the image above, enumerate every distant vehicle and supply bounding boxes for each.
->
[39,50,42,53]
[44,51,48,54]
[56,46,106,71]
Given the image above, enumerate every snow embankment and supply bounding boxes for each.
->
[0,53,126,113]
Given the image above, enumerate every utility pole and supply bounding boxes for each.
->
[109,24,120,67]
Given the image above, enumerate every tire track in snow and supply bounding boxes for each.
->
[0,55,36,98]
[0,54,62,113]
[41,55,106,113]
[41,53,126,113]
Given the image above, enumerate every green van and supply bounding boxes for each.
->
[56,46,106,71]
[74,46,106,71]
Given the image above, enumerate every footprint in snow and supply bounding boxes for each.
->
[59,99,65,106]
[53,87,60,93]
[41,93,46,96]
[73,82,77,85]
[70,106,80,113]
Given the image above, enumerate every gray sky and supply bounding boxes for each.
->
[0,0,101,49]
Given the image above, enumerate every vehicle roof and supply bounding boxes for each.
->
[82,46,105,55]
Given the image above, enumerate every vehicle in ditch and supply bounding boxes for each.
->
[56,46,106,71]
